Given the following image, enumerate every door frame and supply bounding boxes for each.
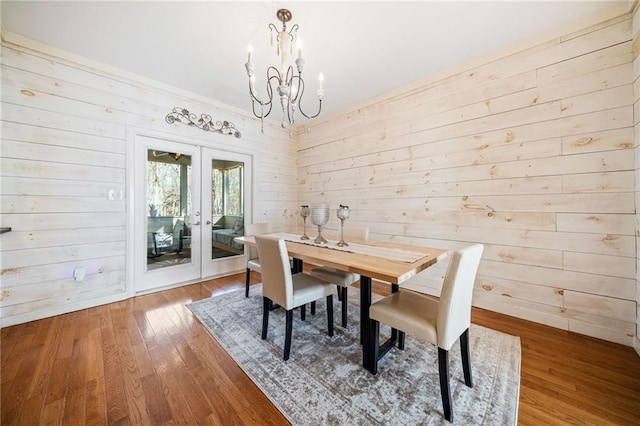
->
[126,127,255,297]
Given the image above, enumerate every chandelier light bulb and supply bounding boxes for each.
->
[247,45,253,63]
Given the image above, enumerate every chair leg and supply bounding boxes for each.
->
[460,328,473,387]
[341,286,348,328]
[300,304,306,321]
[261,297,270,339]
[398,331,406,350]
[326,295,334,337]
[311,301,316,315]
[336,285,342,301]
[370,319,380,375]
[284,309,293,361]
[245,268,251,298]
[438,347,453,422]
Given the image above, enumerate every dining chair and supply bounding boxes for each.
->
[244,222,272,297]
[309,226,369,327]
[255,235,335,361]
[368,244,484,422]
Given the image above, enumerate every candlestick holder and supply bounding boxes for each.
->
[336,204,350,247]
[298,205,310,240]
[310,204,329,244]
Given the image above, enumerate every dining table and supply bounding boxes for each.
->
[234,232,448,373]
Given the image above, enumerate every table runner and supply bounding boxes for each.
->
[269,232,428,263]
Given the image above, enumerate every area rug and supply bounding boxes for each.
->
[187,285,521,425]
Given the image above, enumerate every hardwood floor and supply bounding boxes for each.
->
[2,273,640,425]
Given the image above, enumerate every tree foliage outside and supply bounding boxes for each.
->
[147,154,241,219]
[212,163,243,216]
[147,159,191,217]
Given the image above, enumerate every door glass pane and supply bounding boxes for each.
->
[211,159,244,259]
[146,150,192,270]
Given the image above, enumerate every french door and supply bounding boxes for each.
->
[133,134,252,293]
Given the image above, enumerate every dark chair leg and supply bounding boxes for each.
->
[245,268,251,297]
[438,347,453,422]
[460,328,473,387]
[284,309,293,361]
[341,286,348,328]
[398,331,406,350]
[311,301,316,315]
[300,304,306,321]
[370,319,380,375]
[336,285,342,301]
[261,297,270,339]
[326,295,334,337]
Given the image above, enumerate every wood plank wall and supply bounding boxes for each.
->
[297,13,637,346]
[633,4,640,355]
[0,38,295,326]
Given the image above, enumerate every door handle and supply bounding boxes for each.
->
[206,220,212,225]
[193,221,201,226]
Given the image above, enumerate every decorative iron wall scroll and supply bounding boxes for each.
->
[165,108,241,138]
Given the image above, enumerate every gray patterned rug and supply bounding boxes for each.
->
[187,285,521,425]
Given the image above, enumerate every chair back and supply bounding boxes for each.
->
[344,225,369,240]
[245,222,271,260]
[255,235,293,309]
[436,244,484,350]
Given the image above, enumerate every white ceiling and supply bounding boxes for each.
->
[0,1,627,120]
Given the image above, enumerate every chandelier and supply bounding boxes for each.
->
[245,9,324,131]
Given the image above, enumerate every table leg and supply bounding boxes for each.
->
[362,280,400,373]
[292,258,303,274]
[360,275,373,371]
[390,283,399,342]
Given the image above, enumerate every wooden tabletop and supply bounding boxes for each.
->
[235,234,448,284]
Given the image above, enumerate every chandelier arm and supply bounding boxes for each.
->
[290,74,303,104]
[266,66,283,84]
[285,66,294,86]
[250,97,268,119]
[299,99,322,120]
[249,71,275,119]
[249,84,273,119]
[249,81,265,105]
[295,77,322,120]
[250,83,274,108]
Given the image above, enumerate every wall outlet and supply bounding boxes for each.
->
[73,267,86,282]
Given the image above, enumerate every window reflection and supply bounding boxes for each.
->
[211,160,244,259]
[146,150,192,270]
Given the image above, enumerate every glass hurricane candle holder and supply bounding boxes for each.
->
[336,204,350,247]
[310,204,330,244]
[298,205,310,240]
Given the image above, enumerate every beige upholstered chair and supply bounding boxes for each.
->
[309,226,369,327]
[255,235,335,360]
[368,244,484,422]
[244,222,272,297]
